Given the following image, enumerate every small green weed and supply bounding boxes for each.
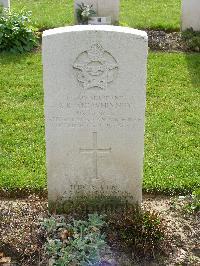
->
[41,214,108,265]
[106,206,165,258]
[183,189,200,213]
[170,190,200,214]
[0,9,38,53]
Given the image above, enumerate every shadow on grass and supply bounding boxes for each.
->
[0,50,40,64]
[185,52,200,87]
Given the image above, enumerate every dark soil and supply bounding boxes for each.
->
[0,195,199,265]
[147,30,189,52]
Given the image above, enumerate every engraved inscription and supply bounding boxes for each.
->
[46,95,139,129]
[73,43,118,90]
[80,132,111,180]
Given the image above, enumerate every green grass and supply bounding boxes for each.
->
[12,0,181,31]
[144,52,200,194]
[121,0,181,31]
[0,52,46,190]
[0,51,199,194]
[12,0,73,30]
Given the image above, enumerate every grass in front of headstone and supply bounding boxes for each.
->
[0,51,199,195]
[12,0,181,31]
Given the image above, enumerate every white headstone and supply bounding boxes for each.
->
[43,25,148,207]
[182,0,200,31]
[0,0,10,9]
[74,0,120,25]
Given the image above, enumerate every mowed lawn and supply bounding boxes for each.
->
[12,0,181,31]
[1,51,199,194]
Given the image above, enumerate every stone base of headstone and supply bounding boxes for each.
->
[182,0,200,31]
[74,0,120,25]
[48,192,137,214]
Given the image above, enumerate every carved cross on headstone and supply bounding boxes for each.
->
[80,132,111,180]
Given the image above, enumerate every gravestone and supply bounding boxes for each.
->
[182,0,200,31]
[74,0,120,25]
[43,25,148,207]
[0,0,10,9]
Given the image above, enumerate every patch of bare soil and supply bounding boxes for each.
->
[0,195,199,265]
[0,195,48,265]
[147,30,189,52]
[143,195,200,265]
[145,30,200,52]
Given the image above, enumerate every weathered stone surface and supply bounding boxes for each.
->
[74,0,120,24]
[0,0,10,9]
[43,25,148,206]
[182,0,200,31]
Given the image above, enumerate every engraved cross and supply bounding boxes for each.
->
[80,132,111,180]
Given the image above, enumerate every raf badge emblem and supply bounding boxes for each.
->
[73,43,118,90]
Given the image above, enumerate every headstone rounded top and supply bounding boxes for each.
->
[43,25,148,40]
